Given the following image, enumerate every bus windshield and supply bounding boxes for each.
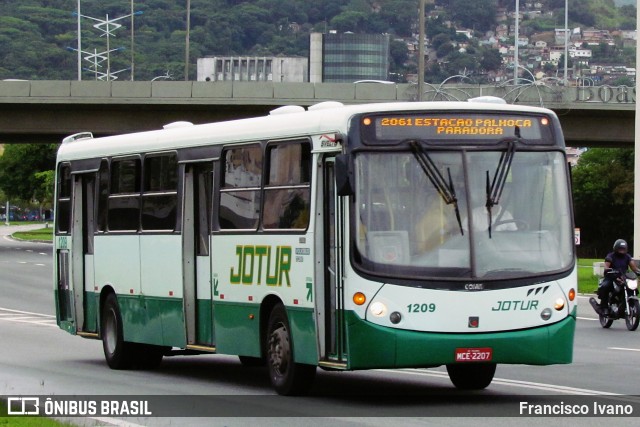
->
[353,149,574,281]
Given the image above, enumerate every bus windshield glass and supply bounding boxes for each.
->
[354,149,573,281]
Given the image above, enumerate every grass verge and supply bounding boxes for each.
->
[11,227,53,242]
[0,400,75,427]
[578,258,601,295]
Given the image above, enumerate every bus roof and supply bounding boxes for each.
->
[56,101,558,163]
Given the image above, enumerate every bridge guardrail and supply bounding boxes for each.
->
[0,80,635,109]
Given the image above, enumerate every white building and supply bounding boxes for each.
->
[569,48,592,59]
[197,56,308,82]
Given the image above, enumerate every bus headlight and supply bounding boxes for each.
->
[554,298,565,311]
[369,302,387,317]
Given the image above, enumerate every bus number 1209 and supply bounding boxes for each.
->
[407,303,436,313]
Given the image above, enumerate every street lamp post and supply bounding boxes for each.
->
[418,0,425,101]
[514,0,519,83]
[634,3,640,256]
[564,0,569,85]
[74,10,142,81]
[185,0,191,81]
[131,0,135,81]
[77,0,82,80]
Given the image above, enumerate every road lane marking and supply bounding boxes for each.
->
[0,307,58,328]
[0,307,55,317]
[26,249,33,253]
[7,319,58,327]
[376,368,628,397]
[35,263,46,266]
[87,417,146,427]
[608,347,640,352]
[39,252,47,255]
[577,316,598,321]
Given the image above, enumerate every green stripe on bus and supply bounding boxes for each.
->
[213,301,261,357]
[196,299,214,345]
[344,307,576,369]
[118,295,186,347]
[286,306,317,365]
[84,291,98,333]
[212,301,317,363]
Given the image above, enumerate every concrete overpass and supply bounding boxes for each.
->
[0,80,635,146]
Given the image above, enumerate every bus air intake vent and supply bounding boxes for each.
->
[467,96,507,105]
[62,132,94,144]
[163,121,194,129]
[269,105,305,115]
[308,101,344,111]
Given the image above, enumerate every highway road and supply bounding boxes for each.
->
[1,224,639,426]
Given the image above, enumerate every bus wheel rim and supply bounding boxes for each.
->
[105,308,118,355]
[268,325,290,377]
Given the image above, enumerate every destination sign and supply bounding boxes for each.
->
[361,113,552,144]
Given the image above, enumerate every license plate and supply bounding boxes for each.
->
[454,347,493,362]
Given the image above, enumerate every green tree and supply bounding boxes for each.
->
[448,0,497,32]
[0,144,58,203]
[480,48,502,72]
[389,39,409,79]
[34,170,55,209]
[572,148,634,257]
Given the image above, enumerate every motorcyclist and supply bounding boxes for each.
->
[598,239,640,314]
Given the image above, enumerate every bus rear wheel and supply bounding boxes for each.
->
[265,304,316,395]
[134,343,167,369]
[101,293,136,370]
[446,363,496,390]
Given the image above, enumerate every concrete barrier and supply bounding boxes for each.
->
[593,262,605,277]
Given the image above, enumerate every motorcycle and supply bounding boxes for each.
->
[589,269,640,331]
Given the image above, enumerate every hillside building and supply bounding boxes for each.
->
[197,56,308,82]
[309,32,390,83]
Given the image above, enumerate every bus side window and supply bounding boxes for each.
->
[96,160,109,232]
[56,164,72,233]
[108,158,141,231]
[141,154,178,231]
[263,141,311,230]
[219,145,262,230]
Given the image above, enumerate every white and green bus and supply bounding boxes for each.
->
[54,99,577,395]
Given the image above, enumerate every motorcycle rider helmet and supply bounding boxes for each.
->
[613,239,628,253]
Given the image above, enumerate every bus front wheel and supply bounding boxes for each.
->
[446,363,496,390]
[101,293,136,370]
[265,304,316,395]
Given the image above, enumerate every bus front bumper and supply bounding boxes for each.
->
[344,307,576,369]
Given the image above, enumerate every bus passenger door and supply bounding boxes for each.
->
[182,163,214,347]
[317,157,347,364]
[70,173,96,333]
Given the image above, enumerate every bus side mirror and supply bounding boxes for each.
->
[335,154,354,196]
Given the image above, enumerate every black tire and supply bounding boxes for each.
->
[101,293,136,369]
[600,313,614,328]
[446,363,496,390]
[265,304,316,395]
[134,343,167,369]
[239,355,266,367]
[625,300,640,331]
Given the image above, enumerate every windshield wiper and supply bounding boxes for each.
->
[410,141,464,236]
[485,141,516,238]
